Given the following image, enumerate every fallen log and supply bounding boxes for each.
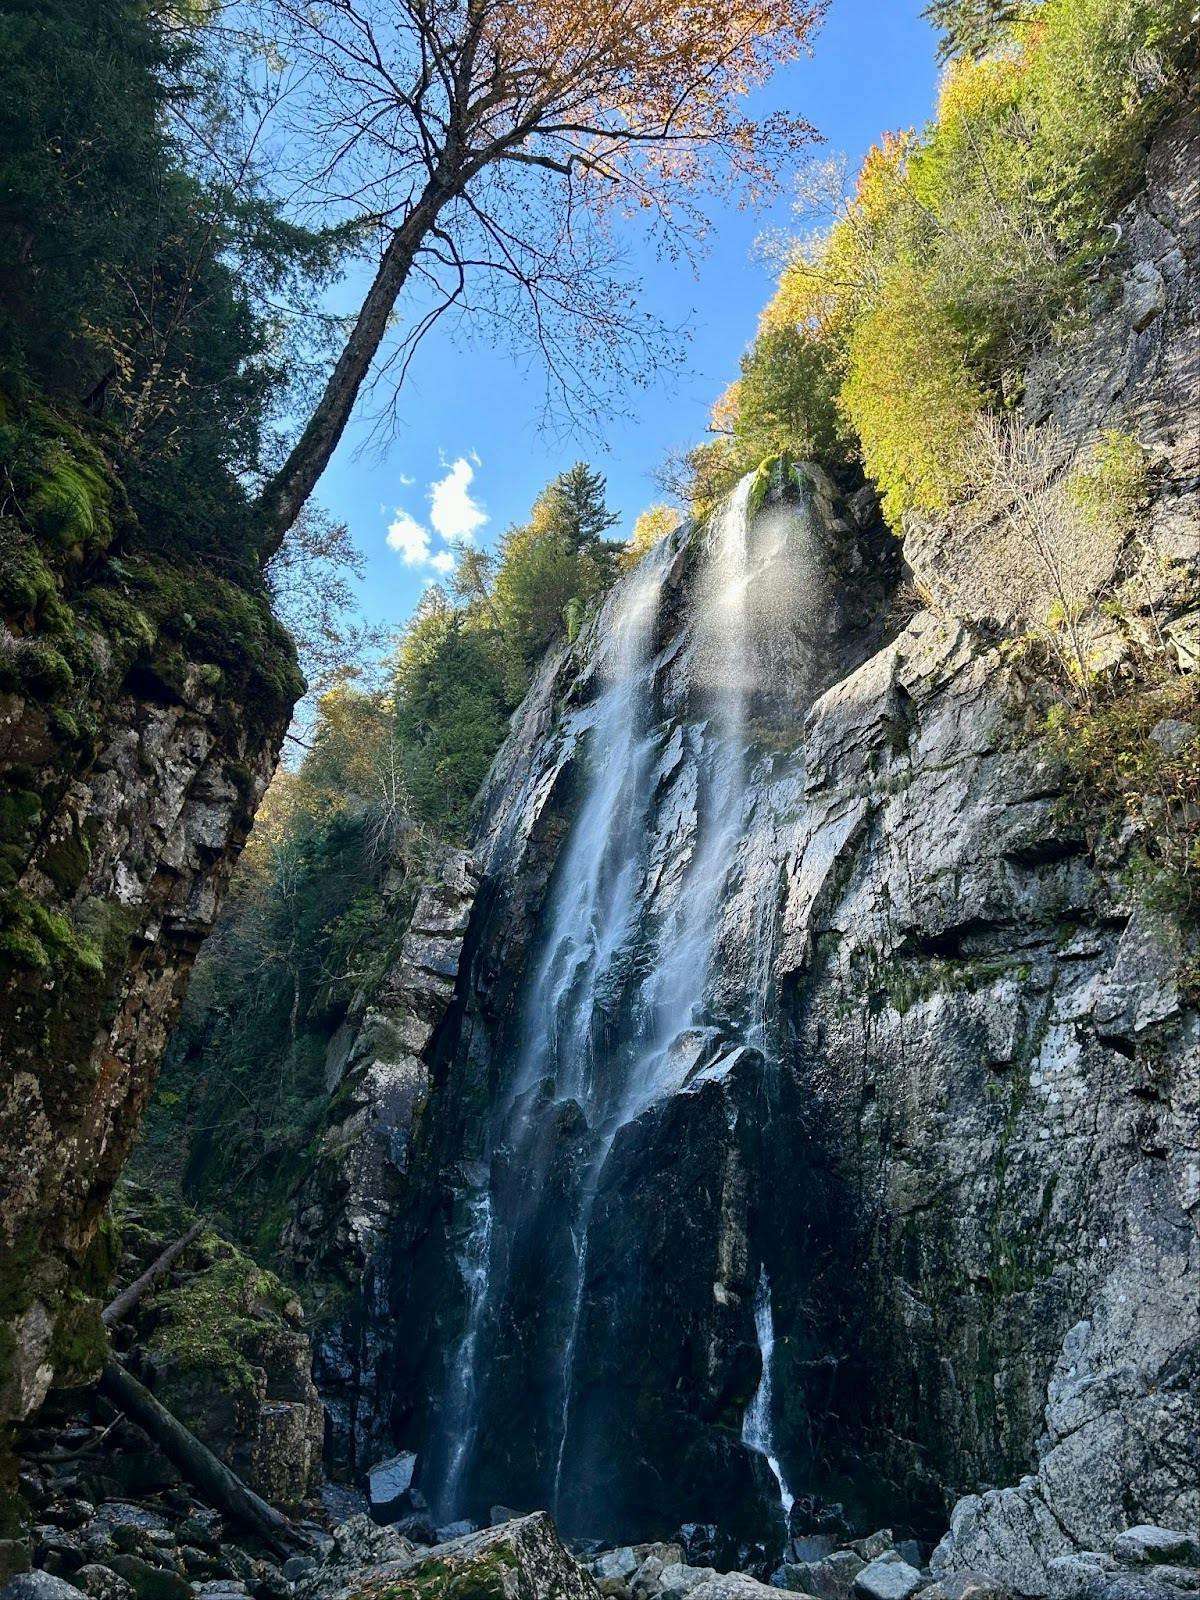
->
[98,1354,313,1555]
[102,1220,205,1328]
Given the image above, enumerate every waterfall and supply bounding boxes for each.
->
[438,1187,493,1517]
[435,472,816,1526]
[743,1266,795,1525]
[622,474,755,1114]
[436,537,670,1520]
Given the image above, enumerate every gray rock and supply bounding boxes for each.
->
[75,1566,137,1600]
[41,1503,94,1532]
[852,1538,895,1565]
[327,1518,413,1569]
[779,1554,866,1600]
[792,1544,836,1567]
[34,1528,85,1572]
[103,1558,192,1600]
[594,1554,642,1584]
[0,1573,85,1600]
[85,1514,171,1543]
[175,1517,221,1554]
[299,1511,599,1600]
[688,1577,819,1600]
[490,1510,522,1529]
[1125,262,1167,332]
[895,1548,922,1574]
[1046,1555,1118,1599]
[1147,720,1195,757]
[1082,1576,1200,1600]
[918,1575,1011,1600]
[852,1557,924,1600]
[434,1524,475,1545]
[1113,1536,1200,1571]
[281,1561,316,1585]
[659,1566,719,1600]
[366,1453,418,1521]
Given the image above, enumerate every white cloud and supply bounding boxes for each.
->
[386,509,434,567]
[387,455,485,575]
[429,456,488,543]
[399,473,416,486]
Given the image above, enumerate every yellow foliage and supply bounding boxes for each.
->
[622,503,684,569]
[841,266,983,524]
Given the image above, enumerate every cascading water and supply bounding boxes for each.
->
[436,537,671,1519]
[743,1266,796,1526]
[434,472,820,1527]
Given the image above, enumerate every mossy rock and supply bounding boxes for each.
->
[0,403,126,565]
[0,889,104,977]
[351,1514,601,1600]
[145,1233,303,1395]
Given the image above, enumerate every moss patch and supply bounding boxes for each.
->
[145,1233,300,1396]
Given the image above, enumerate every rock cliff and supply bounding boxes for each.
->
[305,114,1198,1593]
[0,406,299,1470]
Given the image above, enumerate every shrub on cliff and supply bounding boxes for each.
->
[685,0,1195,523]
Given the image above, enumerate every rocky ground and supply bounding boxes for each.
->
[7,1410,1199,1600]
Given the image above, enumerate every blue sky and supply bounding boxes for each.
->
[312,0,941,637]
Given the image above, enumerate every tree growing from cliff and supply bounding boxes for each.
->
[245,0,827,556]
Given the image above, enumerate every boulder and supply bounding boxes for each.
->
[919,1572,1011,1600]
[852,1557,925,1600]
[688,1576,821,1600]
[659,1565,719,1600]
[301,1512,600,1600]
[1112,1534,1200,1570]
[803,1554,868,1600]
[1045,1555,1118,1599]
[852,1540,895,1565]
[0,1573,85,1600]
[593,1550,635,1579]
[175,1513,222,1552]
[75,1566,137,1600]
[1081,1576,1200,1600]
[434,1523,475,1544]
[102,1556,192,1600]
[367,1454,418,1522]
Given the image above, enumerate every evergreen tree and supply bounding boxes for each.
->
[922,0,1030,62]
[538,463,622,551]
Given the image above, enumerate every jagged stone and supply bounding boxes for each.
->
[367,1453,418,1521]
[101,1557,192,1600]
[688,1576,820,1600]
[852,1539,895,1565]
[75,1565,137,1600]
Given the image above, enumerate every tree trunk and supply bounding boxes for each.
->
[101,1221,204,1329]
[98,1355,313,1555]
[255,185,447,562]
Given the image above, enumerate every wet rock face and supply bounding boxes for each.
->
[310,111,1200,1576]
